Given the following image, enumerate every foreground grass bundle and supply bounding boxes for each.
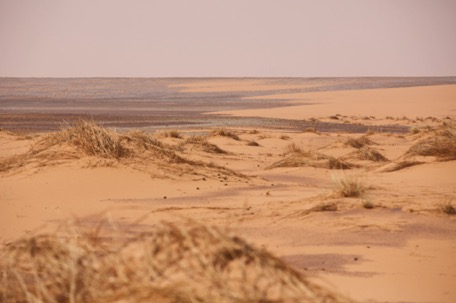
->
[0,220,353,303]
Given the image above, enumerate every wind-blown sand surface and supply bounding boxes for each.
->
[1,79,456,303]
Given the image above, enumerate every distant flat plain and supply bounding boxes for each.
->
[1,77,455,132]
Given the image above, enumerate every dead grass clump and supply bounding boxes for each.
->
[160,130,182,139]
[269,150,354,170]
[184,136,227,154]
[125,129,164,149]
[211,128,240,141]
[42,120,130,159]
[345,136,374,149]
[362,200,375,209]
[357,146,388,162]
[440,201,456,215]
[406,125,456,160]
[409,126,421,134]
[0,220,353,303]
[328,156,354,169]
[246,140,260,147]
[303,127,317,133]
[0,122,193,172]
[332,174,367,197]
[286,142,304,154]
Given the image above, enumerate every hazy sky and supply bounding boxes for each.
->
[0,0,455,77]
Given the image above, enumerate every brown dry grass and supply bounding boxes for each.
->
[269,149,354,170]
[246,140,260,147]
[357,146,388,162]
[0,219,353,303]
[183,136,227,154]
[332,174,367,197]
[286,142,303,154]
[406,125,456,160]
[0,121,245,179]
[0,121,190,173]
[440,203,456,215]
[211,128,240,141]
[345,136,375,149]
[159,130,182,139]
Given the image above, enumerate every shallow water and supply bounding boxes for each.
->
[1,77,454,132]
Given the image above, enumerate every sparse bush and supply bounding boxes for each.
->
[161,130,181,138]
[184,136,227,154]
[247,141,260,147]
[286,142,303,154]
[328,156,353,169]
[358,147,388,162]
[362,200,375,209]
[268,150,354,170]
[406,125,456,160]
[303,127,317,133]
[409,126,420,134]
[440,202,456,215]
[332,174,366,197]
[32,120,130,159]
[211,128,240,141]
[345,136,374,149]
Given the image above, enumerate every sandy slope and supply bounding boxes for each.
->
[1,84,456,303]
[210,84,456,121]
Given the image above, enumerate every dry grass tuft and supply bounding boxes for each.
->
[159,130,182,139]
[183,136,227,154]
[327,156,354,169]
[345,136,375,149]
[440,201,456,215]
[332,174,367,197]
[0,122,248,179]
[286,142,304,154]
[303,127,317,133]
[246,141,260,147]
[362,200,375,209]
[406,125,456,160]
[211,128,240,141]
[0,121,235,176]
[357,146,388,162]
[44,120,130,159]
[0,219,353,303]
[269,149,354,170]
